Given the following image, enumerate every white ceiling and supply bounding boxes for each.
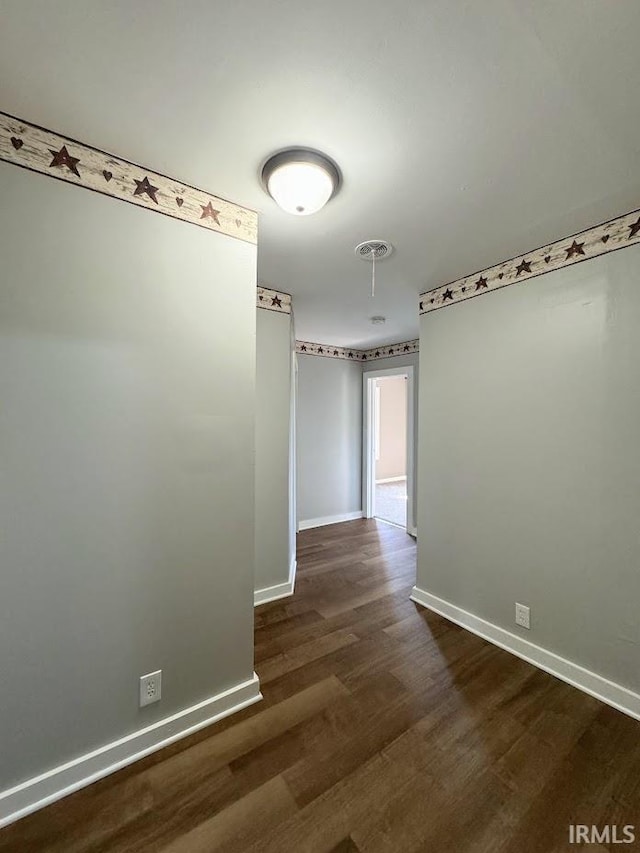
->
[2,0,640,347]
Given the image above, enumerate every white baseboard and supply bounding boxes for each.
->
[254,558,297,606]
[0,673,262,829]
[298,511,363,531]
[407,525,417,538]
[374,517,406,531]
[375,476,407,484]
[410,586,640,722]
[254,580,294,606]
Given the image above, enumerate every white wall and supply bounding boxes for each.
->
[0,164,258,804]
[296,354,362,525]
[375,375,407,481]
[417,244,640,697]
[255,308,292,597]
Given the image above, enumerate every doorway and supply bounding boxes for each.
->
[362,366,414,532]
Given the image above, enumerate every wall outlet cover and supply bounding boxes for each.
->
[515,603,531,630]
[139,670,162,707]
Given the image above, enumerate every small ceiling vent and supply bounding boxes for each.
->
[354,240,393,261]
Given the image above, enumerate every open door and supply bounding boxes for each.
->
[362,366,415,534]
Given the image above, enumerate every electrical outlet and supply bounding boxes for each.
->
[139,670,162,707]
[515,603,531,630]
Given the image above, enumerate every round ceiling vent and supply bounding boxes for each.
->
[354,240,393,261]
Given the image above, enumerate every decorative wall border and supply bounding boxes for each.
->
[363,339,419,361]
[257,286,292,314]
[419,206,640,315]
[0,112,257,245]
[296,341,366,361]
[295,339,418,362]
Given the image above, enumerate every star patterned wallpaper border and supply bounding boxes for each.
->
[0,112,257,245]
[419,206,640,315]
[296,339,418,362]
[257,287,291,314]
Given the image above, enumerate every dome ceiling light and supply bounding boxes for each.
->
[261,148,341,216]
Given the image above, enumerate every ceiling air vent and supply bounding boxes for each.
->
[355,240,393,297]
[354,240,393,261]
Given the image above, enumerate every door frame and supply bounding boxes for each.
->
[362,365,414,533]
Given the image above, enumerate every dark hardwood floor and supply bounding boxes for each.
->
[2,519,640,852]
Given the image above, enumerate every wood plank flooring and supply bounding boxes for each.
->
[2,519,640,852]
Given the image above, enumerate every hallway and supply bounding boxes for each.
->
[3,520,640,852]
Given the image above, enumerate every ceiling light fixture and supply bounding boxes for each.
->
[261,148,341,216]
